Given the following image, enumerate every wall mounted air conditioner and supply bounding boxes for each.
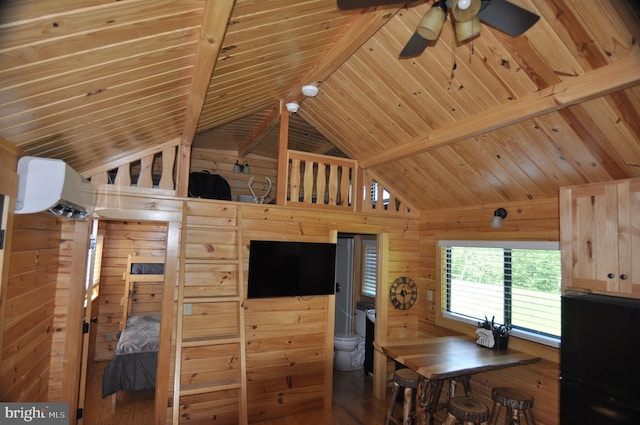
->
[15,156,96,219]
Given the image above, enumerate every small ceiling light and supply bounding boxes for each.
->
[301,85,319,97]
[242,161,251,175]
[233,160,242,174]
[490,207,508,228]
[416,0,448,41]
[286,102,299,113]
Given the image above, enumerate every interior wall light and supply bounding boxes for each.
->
[416,0,448,40]
[490,207,508,228]
[233,160,242,174]
[241,161,251,175]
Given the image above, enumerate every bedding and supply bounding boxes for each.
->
[130,262,164,274]
[102,314,160,398]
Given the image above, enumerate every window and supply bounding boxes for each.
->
[440,240,561,346]
[361,239,377,297]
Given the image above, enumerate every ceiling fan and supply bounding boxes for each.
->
[337,0,540,58]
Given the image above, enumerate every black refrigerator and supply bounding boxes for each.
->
[560,291,640,424]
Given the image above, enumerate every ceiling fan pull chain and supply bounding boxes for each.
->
[450,26,457,79]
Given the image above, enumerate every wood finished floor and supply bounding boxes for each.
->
[84,361,399,425]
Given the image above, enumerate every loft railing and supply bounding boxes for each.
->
[283,150,417,217]
[284,150,356,210]
[361,169,417,217]
[87,144,177,194]
[86,143,416,217]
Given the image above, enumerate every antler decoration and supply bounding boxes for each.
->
[248,176,272,204]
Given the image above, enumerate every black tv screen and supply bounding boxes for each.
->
[247,240,336,299]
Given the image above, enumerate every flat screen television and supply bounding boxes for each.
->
[247,240,336,299]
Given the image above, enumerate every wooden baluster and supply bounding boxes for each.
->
[90,172,108,186]
[303,160,314,203]
[328,164,338,205]
[316,163,326,205]
[114,164,131,187]
[290,158,300,203]
[159,147,176,190]
[137,154,153,188]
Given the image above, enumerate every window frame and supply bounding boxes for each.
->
[438,240,561,348]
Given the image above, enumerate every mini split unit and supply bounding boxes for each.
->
[14,156,97,220]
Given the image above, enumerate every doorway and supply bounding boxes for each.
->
[333,233,377,396]
[80,219,168,425]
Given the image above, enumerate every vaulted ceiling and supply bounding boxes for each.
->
[2,0,639,210]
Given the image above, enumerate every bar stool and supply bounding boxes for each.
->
[385,368,420,425]
[443,396,490,425]
[488,387,536,425]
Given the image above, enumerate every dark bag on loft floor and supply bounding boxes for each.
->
[188,170,232,200]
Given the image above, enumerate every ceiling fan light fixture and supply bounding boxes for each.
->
[452,0,481,22]
[416,0,448,41]
[455,15,482,42]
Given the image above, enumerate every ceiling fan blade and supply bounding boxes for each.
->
[337,0,405,10]
[477,0,540,37]
[399,32,431,58]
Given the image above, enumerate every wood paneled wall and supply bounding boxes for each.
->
[419,197,561,425]
[240,205,421,423]
[1,212,60,401]
[190,148,277,203]
[94,220,167,361]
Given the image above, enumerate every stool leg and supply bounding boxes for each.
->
[504,407,513,425]
[385,382,400,425]
[402,387,413,425]
[523,409,535,425]
[510,409,521,425]
[443,413,457,425]
[488,402,501,425]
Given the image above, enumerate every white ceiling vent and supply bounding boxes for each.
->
[15,157,96,220]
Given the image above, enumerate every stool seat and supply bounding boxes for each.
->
[385,369,420,425]
[488,387,536,425]
[395,368,419,388]
[443,396,490,425]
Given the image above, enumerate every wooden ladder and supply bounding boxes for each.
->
[172,202,247,424]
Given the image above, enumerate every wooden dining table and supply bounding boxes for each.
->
[377,336,541,425]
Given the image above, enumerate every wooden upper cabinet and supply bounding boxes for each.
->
[560,178,640,298]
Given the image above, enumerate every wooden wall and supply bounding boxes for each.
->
[1,212,60,401]
[94,220,167,361]
[240,205,421,423]
[419,197,561,425]
[190,148,277,203]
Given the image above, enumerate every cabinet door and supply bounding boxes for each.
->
[560,182,620,294]
[617,179,640,297]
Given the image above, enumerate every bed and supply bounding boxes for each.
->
[102,255,164,398]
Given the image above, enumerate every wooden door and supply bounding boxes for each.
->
[616,179,640,297]
[560,182,620,294]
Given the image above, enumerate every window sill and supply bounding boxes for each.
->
[436,312,560,364]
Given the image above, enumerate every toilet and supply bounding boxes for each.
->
[334,308,366,371]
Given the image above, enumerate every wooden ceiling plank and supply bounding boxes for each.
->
[360,53,640,168]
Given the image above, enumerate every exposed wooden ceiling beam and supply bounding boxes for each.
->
[241,5,401,160]
[176,0,235,195]
[284,5,401,104]
[238,101,280,158]
[360,53,640,169]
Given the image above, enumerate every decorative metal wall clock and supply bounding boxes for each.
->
[389,276,417,310]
